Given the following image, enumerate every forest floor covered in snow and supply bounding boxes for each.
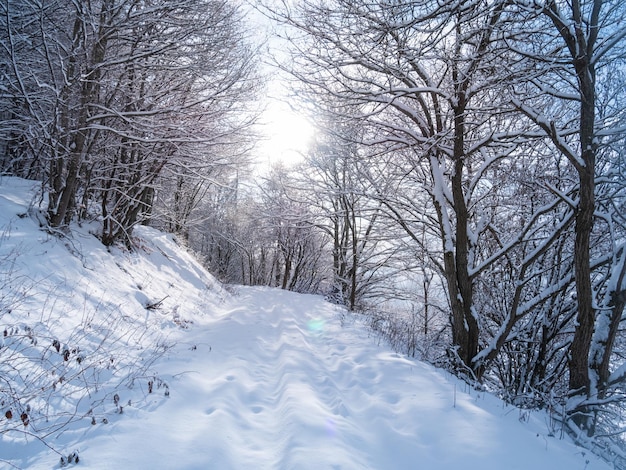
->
[0,176,612,469]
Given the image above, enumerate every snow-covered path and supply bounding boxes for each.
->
[69,287,603,469]
[0,177,607,469]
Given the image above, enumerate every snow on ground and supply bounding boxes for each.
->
[0,176,612,469]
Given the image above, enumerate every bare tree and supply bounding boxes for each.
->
[295,115,402,310]
[508,0,626,439]
[268,0,549,377]
[255,164,330,293]
[1,0,259,245]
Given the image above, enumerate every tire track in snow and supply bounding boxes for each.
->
[205,287,371,469]
[206,287,492,469]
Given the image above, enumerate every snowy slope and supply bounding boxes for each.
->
[0,177,612,469]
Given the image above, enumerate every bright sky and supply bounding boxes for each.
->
[247,2,317,168]
[257,95,316,168]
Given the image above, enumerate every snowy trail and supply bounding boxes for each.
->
[65,287,601,470]
[0,177,609,470]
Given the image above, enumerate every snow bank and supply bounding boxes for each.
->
[0,176,227,468]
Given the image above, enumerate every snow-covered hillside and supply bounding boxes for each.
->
[0,177,612,469]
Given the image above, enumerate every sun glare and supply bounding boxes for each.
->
[259,100,315,167]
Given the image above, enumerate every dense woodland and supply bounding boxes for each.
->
[1,0,625,464]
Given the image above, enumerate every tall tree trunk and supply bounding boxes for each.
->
[49,0,110,227]
[543,0,599,435]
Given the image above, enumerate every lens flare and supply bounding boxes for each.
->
[325,418,337,438]
[307,319,325,333]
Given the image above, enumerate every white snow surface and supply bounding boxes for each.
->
[0,176,611,469]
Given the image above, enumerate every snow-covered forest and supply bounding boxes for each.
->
[1,0,625,467]
[0,177,611,469]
